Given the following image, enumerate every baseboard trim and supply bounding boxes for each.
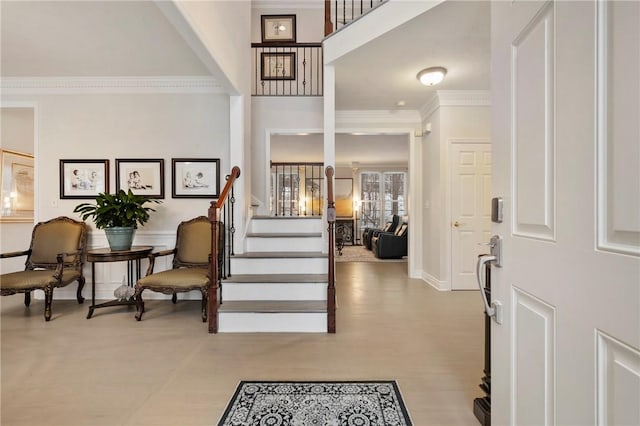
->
[421,272,450,291]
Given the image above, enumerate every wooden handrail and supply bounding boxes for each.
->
[325,166,336,333]
[208,166,241,333]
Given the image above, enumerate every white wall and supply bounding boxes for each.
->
[1,92,230,299]
[0,107,35,272]
[251,97,324,214]
[421,96,491,290]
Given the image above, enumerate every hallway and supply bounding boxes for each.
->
[1,262,483,425]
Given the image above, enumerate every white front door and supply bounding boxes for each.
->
[451,142,492,290]
[491,1,640,425]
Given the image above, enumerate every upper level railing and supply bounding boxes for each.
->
[271,162,324,216]
[324,0,387,36]
[208,166,240,334]
[252,43,323,96]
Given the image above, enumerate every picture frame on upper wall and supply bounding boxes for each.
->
[261,14,296,43]
[171,158,220,198]
[60,159,109,200]
[115,158,164,199]
[1,149,34,222]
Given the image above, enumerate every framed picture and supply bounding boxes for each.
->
[261,14,296,43]
[261,52,296,80]
[172,158,220,198]
[59,159,109,200]
[115,159,164,199]
[335,178,354,218]
[1,150,34,222]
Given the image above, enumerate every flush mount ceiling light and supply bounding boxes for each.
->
[417,67,447,86]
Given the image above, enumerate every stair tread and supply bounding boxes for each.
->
[224,274,327,283]
[247,232,322,238]
[233,251,327,259]
[219,300,327,313]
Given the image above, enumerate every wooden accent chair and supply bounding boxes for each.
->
[134,216,215,322]
[0,216,88,321]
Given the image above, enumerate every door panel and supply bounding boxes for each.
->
[451,142,491,290]
[491,1,640,425]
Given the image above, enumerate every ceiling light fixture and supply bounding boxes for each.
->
[417,67,447,86]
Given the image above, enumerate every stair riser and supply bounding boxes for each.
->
[231,258,327,274]
[245,237,323,252]
[251,219,323,234]
[218,312,327,332]
[223,283,327,301]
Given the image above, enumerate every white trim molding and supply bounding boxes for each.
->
[336,110,422,126]
[1,76,223,95]
[421,272,449,291]
[419,90,491,121]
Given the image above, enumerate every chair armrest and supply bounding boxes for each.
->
[54,250,83,279]
[0,249,30,259]
[144,248,177,276]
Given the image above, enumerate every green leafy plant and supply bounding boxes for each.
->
[73,190,161,229]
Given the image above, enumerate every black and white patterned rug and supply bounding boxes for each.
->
[218,381,412,426]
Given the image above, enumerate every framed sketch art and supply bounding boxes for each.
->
[172,158,220,198]
[261,14,296,43]
[1,149,34,222]
[261,52,296,80]
[335,178,354,218]
[115,159,164,199]
[59,159,109,200]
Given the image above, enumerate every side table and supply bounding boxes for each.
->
[86,246,153,319]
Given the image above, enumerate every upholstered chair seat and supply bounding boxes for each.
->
[0,216,88,321]
[134,216,218,322]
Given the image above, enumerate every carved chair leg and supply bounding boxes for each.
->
[24,291,31,307]
[201,289,208,322]
[44,287,53,321]
[172,293,177,304]
[76,276,86,304]
[134,288,145,321]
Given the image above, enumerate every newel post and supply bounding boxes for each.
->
[326,166,336,333]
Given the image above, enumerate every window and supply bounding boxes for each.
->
[360,171,406,230]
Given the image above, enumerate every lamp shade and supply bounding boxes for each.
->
[417,67,447,86]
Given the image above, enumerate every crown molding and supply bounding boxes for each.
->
[1,76,223,95]
[336,109,421,125]
[419,90,491,121]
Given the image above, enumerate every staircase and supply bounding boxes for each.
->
[217,216,329,332]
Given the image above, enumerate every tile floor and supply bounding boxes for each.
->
[1,262,484,426]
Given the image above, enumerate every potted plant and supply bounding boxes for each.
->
[73,189,161,251]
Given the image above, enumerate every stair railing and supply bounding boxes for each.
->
[208,166,241,334]
[271,162,324,217]
[325,166,336,333]
[324,0,387,36]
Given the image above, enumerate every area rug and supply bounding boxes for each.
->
[335,246,407,263]
[218,380,412,425]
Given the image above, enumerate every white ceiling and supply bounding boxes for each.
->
[334,0,490,110]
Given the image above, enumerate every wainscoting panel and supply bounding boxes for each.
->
[512,287,556,425]
[511,2,556,241]
[596,0,640,257]
[596,330,640,425]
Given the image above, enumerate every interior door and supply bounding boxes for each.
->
[451,142,492,290]
[491,1,640,425]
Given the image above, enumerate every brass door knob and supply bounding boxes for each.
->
[454,221,463,228]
